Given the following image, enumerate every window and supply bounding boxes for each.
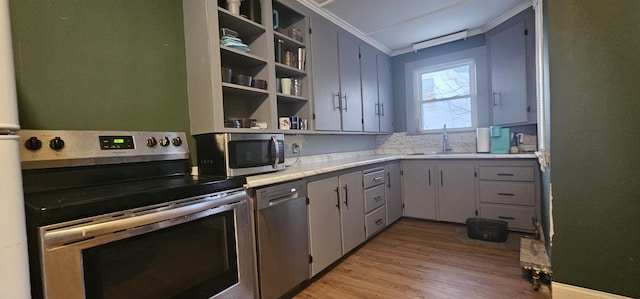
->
[415,60,476,131]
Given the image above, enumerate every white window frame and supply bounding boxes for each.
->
[413,58,478,132]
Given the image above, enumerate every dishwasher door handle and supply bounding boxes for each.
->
[265,196,302,209]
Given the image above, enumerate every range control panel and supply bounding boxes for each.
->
[19,130,188,170]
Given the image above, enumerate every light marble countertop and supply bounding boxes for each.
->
[244,153,537,188]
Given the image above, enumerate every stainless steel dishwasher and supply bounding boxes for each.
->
[255,179,309,299]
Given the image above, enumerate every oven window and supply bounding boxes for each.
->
[82,210,238,299]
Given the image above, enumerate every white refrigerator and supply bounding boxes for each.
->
[0,0,32,298]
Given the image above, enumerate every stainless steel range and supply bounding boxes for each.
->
[20,130,256,299]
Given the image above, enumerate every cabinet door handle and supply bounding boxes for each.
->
[333,93,340,111]
[341,94,348,111]
[380,103,385,116]
[498,192,516,196]
[375,103,380,116]
[386,172,391,188]
[343,185,349,207]
[497,173,514,177]
[440,170,444,187]
[498,216,515,220]
[335,187,340,210]
[493,91,501,107]
[428,170,431,186]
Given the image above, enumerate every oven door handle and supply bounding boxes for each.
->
[43,190,246,247]
[271,136,280,169]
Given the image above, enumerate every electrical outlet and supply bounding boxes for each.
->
[292,143,300,154]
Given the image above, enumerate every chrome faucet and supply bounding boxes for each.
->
[442,124,452,153]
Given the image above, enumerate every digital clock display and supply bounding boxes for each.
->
[99,136,134,150]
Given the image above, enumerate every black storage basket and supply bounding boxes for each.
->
[466,218,509,242]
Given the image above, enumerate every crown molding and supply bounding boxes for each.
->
[298,0,532,57]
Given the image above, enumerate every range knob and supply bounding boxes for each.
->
[171,137,183,146]
[49,137,65,150]
[24,137,42,151]
[146,137,158,147]
[159,136,170,147]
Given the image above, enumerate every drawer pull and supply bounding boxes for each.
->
[375,218,384,225]
[373,177,383,182]
[374,196,383,202]
[497,173,514,176]
[498,216,516,220]
[497,192,515,196]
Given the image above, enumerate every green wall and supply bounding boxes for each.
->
[548,1,640,297]
[9,0,193,159]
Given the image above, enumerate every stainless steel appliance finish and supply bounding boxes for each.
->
[195,133,285,177]
[255,180,309,299]
[19,130,189,170]
[21,130,256,299]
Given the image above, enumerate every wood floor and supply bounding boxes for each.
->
[294,218,551,299]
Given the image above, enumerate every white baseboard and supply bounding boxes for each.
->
[552,282,633,299]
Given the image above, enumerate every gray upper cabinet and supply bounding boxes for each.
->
[487,7,539,127]
[361,44,393,133]
[361,45,379,132]
[311,15,377,133]
[377,54,394,133]
[309,16,341,131]
[489,20,527,125]
[337,34,363,132]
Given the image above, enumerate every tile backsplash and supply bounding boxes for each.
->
[375,132,477,155]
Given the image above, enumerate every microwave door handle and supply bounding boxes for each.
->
[271,136,279,169]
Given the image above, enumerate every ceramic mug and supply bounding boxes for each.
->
[290,116,299,130]
[272,9,279,29]
[278,117,290,130]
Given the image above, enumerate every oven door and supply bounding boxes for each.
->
[37,189,255,299]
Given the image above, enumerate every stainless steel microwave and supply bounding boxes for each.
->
[195,133,285,177]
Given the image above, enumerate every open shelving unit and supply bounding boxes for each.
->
[183,0,314,134]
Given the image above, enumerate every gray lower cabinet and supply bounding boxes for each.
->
[363,168,386,238]
[437,162,476,223]
[401,160,476,224]
[401,161,438,220]
[477,160,540,232]
[385,162,402,224]
[307,170,364,277]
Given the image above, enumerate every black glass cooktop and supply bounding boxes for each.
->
[22,160,245,226]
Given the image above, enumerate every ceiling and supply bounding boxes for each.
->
[298,0,532,56]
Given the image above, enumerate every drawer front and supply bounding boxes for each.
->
[480,204,536,231]
[364,184,386,213]
[478,166,534,182]
[479,181,536,206]
[363,170,385,189]
[365,206,387,238]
